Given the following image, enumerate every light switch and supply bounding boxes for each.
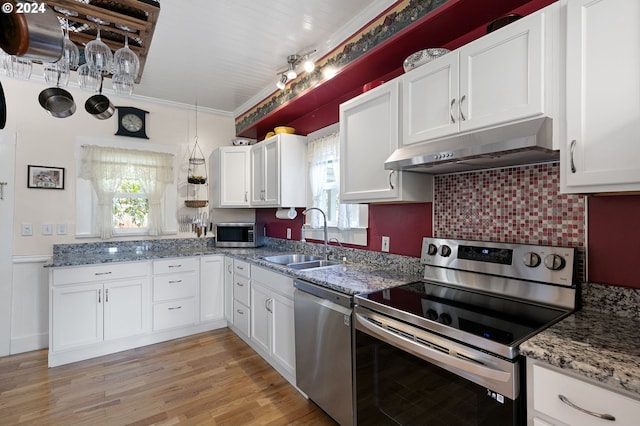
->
[42,224,53,235]
[56,223,68,235]
[21,223,33,236]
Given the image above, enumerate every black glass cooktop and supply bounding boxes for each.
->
[359,281,570,347]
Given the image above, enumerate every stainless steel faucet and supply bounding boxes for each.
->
[302,207,328,260]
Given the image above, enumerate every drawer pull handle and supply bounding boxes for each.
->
[168,264,182,268]
[98,289,101,303]
[459,95,466,121]
[236,282,244,287]
[570,139,577,173]
[236,266,245,270]
[168,280,182,284]
[558,394,616,421]
[94,271,112,276]
[168,306,182,311]
[449,98,456,124]
[236,309,244,315]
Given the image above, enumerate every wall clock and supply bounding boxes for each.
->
[115,106,149,139]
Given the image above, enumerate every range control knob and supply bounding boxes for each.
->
[544,254,566,271]
[439,245,452,257]
[522,252,541,267]
[427,244,438,256]
[426,309,439,321]
[439,313,453,325]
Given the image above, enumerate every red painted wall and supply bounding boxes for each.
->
[256,203,432,258]
[588,195,640,289]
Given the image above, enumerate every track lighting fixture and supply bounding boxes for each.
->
[275,49,316,90]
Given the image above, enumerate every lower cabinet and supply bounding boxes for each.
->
[223,256,234,323]
[249,266,296,382]
[49,256,226,367]
[527,359,640,425]
[231,259,251,338]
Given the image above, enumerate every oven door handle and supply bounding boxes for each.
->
[356,313,512,384]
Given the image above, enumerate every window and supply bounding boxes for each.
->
[76,138,177,239]
[306,128,368,246]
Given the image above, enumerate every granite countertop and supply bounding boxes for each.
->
[521,308,640,399]
[47,244,421,296]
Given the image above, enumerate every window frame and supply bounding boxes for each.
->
[75,137,177,238]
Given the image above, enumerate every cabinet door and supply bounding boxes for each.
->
[459,11,544,132]
[104,278,149,341]
[403,52,459,144]
[250,143,266,204]
[340,80,400,202]
[270,292,295,376]
[52,283,103,351]
[200,256,224,322]
[250,283,270,354]
[263,139,280,205]
[224,257,233,323]
[217,147,250,207]
[562,0,640,193]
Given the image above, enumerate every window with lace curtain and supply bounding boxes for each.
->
[306,129,368,246]
[75,139,177,239]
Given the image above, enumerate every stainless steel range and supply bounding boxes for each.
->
[354,237,577,426]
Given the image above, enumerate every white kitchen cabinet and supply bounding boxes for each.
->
[152,258,198,331]
[250,134,307,207]
[231,259,251,338]
[340,79,433,203]
[527,359,640,425]
[50,262,150,352]
[211,146,251,207]
[403,2,559,145]
[249,265,296,382]
[223,256,233,323]
[199,255,224,323]
[561,0,640,193]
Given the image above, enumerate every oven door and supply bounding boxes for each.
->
[354,308,524,426]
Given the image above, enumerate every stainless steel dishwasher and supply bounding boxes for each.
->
[294,279,354,426]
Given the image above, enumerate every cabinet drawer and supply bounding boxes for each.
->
[53,261,148,285]
[153,272,197,302]
[533,364,640,425]
[234,259,250,277]
[153,298,196,331]
[153,257,198,275]
[233,300,250,337]
[233,275,250,306]
[251,265,294,298]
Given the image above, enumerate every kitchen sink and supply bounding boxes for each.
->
[262,254,340,270]
[286,259,341,270]
[263,254,323,265]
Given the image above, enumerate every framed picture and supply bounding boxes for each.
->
[27,165,65,189]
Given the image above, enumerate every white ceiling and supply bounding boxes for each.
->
[132,0,397,116]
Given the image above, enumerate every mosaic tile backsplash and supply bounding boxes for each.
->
[434,163,586,247]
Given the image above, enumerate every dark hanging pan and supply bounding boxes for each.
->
[85,76,114,120]
[38,86,76,118]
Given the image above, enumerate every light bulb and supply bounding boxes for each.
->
[286,68,297,80]
[303,59,315,73]
[276,74,287,90]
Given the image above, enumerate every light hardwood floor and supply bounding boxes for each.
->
[0,329,337,425]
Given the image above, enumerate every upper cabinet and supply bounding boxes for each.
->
[340,79,433,203]
[561,0,640,194]
[402,2,561,146]
[211,146,251,208]
[250,134,307,207]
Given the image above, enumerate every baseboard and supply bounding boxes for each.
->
[11,332,49,354]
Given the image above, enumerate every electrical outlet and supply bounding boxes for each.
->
[286,228,291,239]
[381,236,390,252]
[42,224,53,235]
[56,223,68,235]
[21,223,33,236]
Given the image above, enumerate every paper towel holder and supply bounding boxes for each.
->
[276,207,298,219]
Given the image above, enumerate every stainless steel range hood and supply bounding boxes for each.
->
[385,117,558,174]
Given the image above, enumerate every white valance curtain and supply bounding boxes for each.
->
[79,145,175,239]
[307,132,358,230]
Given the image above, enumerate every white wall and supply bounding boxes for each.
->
[1,76,254,354]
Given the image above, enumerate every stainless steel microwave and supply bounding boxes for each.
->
[215,222,265,247]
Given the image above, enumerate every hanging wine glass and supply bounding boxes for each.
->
[77,63,101,92]
[113,36,139,79]
[6,56,32,80]
[43,61,70,87]
[112,73,134,96]
[61,18,79,70]
[84,27,113,74]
